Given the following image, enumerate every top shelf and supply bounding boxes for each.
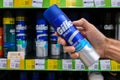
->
[0,0,120,9]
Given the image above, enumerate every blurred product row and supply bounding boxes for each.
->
[0,71,120,80]
[0,10,62,58]
[0,9,119,59]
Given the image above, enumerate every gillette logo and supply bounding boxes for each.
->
[36,24,48,30]
[57,20,73,35]
[57,20,80,45]
[16,24,26,30]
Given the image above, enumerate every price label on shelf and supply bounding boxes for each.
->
[3,0,13,7]
[66,0,76,7]
[7,52,25,59]
[7,52,25,69]
[94,0,105,7]
[88,61,99,70]
[0,59,7,69]
[83,0,94,7]
[14,0,32,7]
[100,59,111,70]
[26,59,35,70]
[111,60,120,70]
[75,59,85,70]
[35,59,45,70]
[50,0,60,6]
[47,59,58,70]
[10,58,20,69]
[32,0,43,7]
[62,59,72,70]
[111,0,120,7]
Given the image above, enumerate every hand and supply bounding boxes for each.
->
[56,18,107,58]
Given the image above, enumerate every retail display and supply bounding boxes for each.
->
[0,0,119,80]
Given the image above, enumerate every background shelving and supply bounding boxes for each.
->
[0,0,120,80]
[0,0,120,71]
[0,8,120,71]
[0,71,120,80]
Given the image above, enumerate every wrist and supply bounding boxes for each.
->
[104,38,114,59]
[104,37,112,59]
[104,38,120,62]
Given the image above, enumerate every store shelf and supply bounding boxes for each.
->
[0,58,120,71]
[0,0,120,72]
[0,0,119,8]
[0,1,120,80]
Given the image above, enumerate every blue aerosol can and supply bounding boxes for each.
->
[32,72,39,80]
[16,14,27,55]
[48,72,55,80]
[43,4,100,66]
[36,14,48,58]
[20,72,27,80]
[50,26,61,57]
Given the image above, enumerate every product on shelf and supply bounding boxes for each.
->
[50,26,61,58]
[48,72,55,80]
[32,72,39,80]
[0,27,3,57]
[115,13,120,40]
[3,11,16,57]
[16,12,27,55]
[43,4,100,66]
[103,72,120,80]
[20,72,27,80]
[104,13,115,38]
[36,13,48,58]
[88,72,104,80]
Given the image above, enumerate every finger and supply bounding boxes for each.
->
[73,18,92,29]
[58,37,66,46]
[76,26,86,37]
[54,32,60,36]
[63,46,75,53]
[73,18,85,27]
[69,52,79,58]
[76,26,84,31]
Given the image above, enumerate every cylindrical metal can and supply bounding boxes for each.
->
[43,4,100,66]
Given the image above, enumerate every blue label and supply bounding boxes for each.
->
[53,15,88,51]
[22,41,27,48]
[4,42,16,47]
[50,26,58,41]
[44,42,48,48]
[36,24,48,41]
[16,21,26,40]
[56,43,60,48]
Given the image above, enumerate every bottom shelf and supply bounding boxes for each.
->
[0,71,120,80]
[0,58,120,71]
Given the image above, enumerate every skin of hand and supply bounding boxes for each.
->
[56,18,108,59]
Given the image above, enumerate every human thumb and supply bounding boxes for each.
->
[73,18,94,29]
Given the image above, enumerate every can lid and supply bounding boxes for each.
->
[16,16,25,21]
[43,4,64,25]
[37,18,47,25]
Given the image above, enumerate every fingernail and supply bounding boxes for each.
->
[71,47,75,51]
[75,53,79,57]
